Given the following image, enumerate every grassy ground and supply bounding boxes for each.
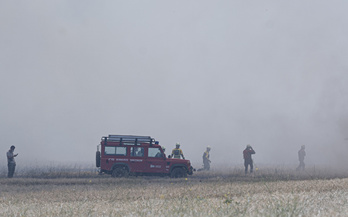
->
[1,168,348,216]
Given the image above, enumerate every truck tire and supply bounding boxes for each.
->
[112,167,129,178]
[96,151,101,167]
[170,167,187,178]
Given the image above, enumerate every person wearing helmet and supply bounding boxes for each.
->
[7,145,18,178]
[296,145,306,171]
[171,143,185,159]
[161,146,166,158]
[203,146,211,170]
[243,144,255,174]
[155,146,166,158]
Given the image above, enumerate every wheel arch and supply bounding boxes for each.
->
[170,164,188,173]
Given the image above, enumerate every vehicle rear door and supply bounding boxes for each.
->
[101,145,128,171]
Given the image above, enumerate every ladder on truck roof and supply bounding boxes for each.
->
[102,135,155,145]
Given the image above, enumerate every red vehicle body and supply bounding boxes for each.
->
[96,135,193,178]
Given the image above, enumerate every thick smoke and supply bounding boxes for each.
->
[1,1,348,169]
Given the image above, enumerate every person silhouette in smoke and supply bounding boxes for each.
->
[202,146,211,171]
[7,145,18,178]
[296,145,306,171]
[243,144,255,174]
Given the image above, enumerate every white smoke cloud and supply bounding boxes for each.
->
[1,1,348,169]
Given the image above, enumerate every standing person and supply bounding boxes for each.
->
[243,144,255,174]
[296,145,306,171]
[162,146,166,158]
[203,146,211,171]
[7,145,18,178]
[155,146,166,158]
[171,143,185,159]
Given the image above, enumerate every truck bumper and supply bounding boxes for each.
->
[188,166,194,175]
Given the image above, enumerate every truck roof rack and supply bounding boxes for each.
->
[102,135,155,145]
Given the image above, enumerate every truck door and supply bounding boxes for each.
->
[129,146,146,172]
[146,147,167,173]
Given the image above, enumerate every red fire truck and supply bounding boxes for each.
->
[96,135,193,178]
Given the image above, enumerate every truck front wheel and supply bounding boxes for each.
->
[170,167,187,178]
[112,167,129,178]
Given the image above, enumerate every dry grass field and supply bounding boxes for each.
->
[1,167,348,216]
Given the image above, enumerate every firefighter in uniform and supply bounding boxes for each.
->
[243,144,255,174]
[203,146,211,170]
[171,143,185,159]
[296,145,306,171]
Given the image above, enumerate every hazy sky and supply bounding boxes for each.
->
[1,1,348,168]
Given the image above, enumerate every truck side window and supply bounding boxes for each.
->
[105,146,116,155]
[131,147,144,157]
[148,148,163,158]
[105,146,127,156]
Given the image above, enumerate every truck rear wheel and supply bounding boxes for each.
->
[112,167,129,178]
[170,167,187,178]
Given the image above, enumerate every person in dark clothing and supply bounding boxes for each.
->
[296,145,306,171]
[243,144,255,174]
[7,145,18,178]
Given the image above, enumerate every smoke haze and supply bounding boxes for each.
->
[1,1,348,168]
